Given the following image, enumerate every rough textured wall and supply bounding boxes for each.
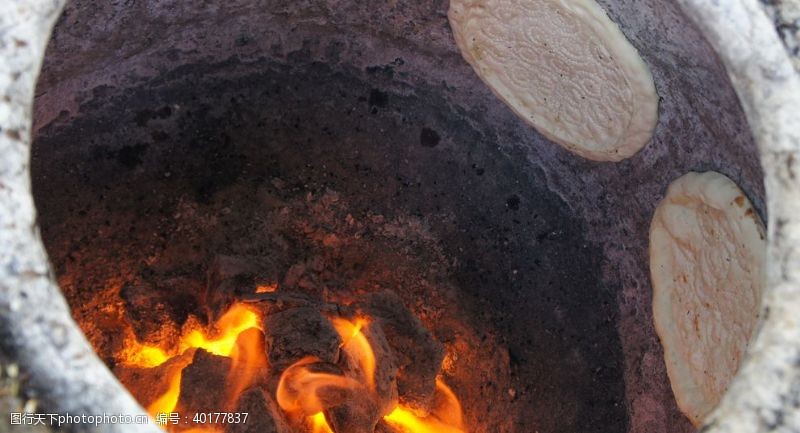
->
[675,1,800,432]
[32,1,764,433]
[0,1,162,431]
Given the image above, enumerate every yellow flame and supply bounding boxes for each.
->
[122,304,261,370]
[123,303,262,421]
[310,412,334,433]
[126,305,469,433]
[383,380,465,433]
[384,409,465,433]
[180,304,261,357]
[225,328,267,410]
[120,343,170,368]
[297,318,467,433]
[331,317,376,391]
[256,283,278,293]
[147,372,182,416]
[276,356,363,415]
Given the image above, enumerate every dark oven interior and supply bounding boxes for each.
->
[29,1,765,433]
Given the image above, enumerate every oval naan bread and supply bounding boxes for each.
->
[448,0,658,161]
[650,171,766,425]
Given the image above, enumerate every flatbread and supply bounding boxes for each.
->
[448,0,658,161]
[650,171,766,426]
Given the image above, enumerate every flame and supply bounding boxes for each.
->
[120,342,170,368]
[384,379,465,433]
[226,327,268,410]
[384,408,465,433]
[283,318,466,433]
[121,303,261,370]
[120,303,263,424]
[310,412,335,433]
[276,356,363,415]
[256,283,278,293]
[180,303,261,357]
[122,302,468,433]
[147,371,183,416]
[331,317,376,391]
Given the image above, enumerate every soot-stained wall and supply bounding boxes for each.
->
[32,1,763,433]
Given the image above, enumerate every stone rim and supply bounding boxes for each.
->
[0,1,797,432]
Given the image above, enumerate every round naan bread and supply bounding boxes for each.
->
[448,0,658,161]
[650,171,766,426]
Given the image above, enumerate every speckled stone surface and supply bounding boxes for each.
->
[0,1,160,432]
[0,0,798,433]
[32,0,769,429]
[761,0,800,71]
[676,1,800,432]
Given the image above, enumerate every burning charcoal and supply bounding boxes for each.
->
[176,349,232,417]
[276,357,379,433]
[226,387,291,433]
[114,350,193,409]
[374,420,401,433]
[326,393,380,433]
[119,282,181,346]
[281,263,306,289]
[274,358,391,433]
[276,360,356,418]
[356,291,445,414]
[332,318,398,416]
[263,307,341,371]
[206,255,278,316]
[228,328,269,395]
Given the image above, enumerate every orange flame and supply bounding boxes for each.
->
[147,370,183,416]
[310,412,335,433]
[119,337,170,369]
[285,317,466,433]
[122,302,468,433]
[226,327,268,410]
[384,379,465,433]
[276,356,363,415]
[180,303,261,357]
[121,303,263,423]
[256,283,278,293]
[331,317,376,392]
[121,303,261,370]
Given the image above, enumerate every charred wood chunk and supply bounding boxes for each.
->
[335,319,398,417]
[176,349,232,418]
[357,291,445,414]
[207,255,278,315]
[114,351,193,409]
[277,361,355,417]
[280,359,383,433]
[226,387,290,433]
[229,327,269,390]
[264,307,341,372]
[119,283,181,346]
[326,392,380,433]
[374,420,401,433]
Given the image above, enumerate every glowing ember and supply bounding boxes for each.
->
[310,412,335,433]
[120,343,169,369]
[147,372,183,416]
[256,283,278,293]
[226,327,268,410]
[276,317,466,433]
[121,300,466,433]
[384,380,465,433]
[276,356,364,415]
[120,302,262,424]
[121,303,261,370]
[331,317,376,391]
[180,304,261,357]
